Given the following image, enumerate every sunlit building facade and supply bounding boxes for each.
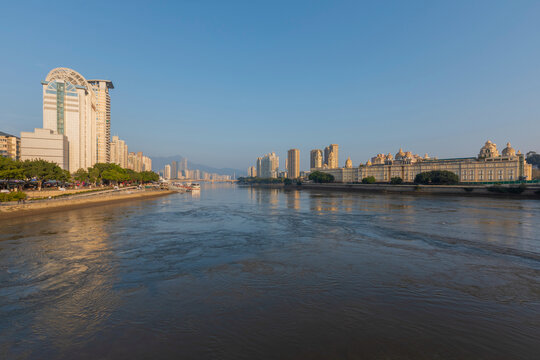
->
[320,141,533,183]
[310,149,323,170]
[287,149,300,178]
[110,135,128,168]
[257,152,279,178]
[20,128,69,170]
[0,131,20,160]
[42,67,114,172]
[88,80,114,163]
[323,144,339,169]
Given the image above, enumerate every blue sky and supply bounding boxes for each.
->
[1,0,539,170]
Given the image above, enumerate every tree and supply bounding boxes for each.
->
[526,151,540,168]
[362,176,376,184]
[139,171,159,183]
[22,159,66,190]
[390,177,403,184]
[414,170,459,185]
[309,171,334,183]
[74,168,90,183]
[0,156,24,180]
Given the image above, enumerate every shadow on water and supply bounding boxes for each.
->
[1,184,539,359]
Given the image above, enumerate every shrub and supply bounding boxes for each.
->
[0,191,27,202]
[414,170,459,185]
[309,171,334,183]
[283,178,292,185]
[487,184,526,194]
[361,176,376,184]
[390,177,403,184]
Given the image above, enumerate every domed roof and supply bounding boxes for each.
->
[395,148,405,160]
[345,157,353,168]
[502,142,516,157]
[366,160,372,166]
[386,152,393,160]
[478,140,500,158]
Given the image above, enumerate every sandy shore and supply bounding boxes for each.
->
[0,189,175,220]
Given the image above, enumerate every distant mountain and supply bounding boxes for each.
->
[151,155,245,177]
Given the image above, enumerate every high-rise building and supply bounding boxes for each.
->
[127,152,146,172]
[42,68,113,172]
[20,128,69,170]
[164,164,171,179]
[310,149,323,169]
[258,152,279,178]
[171,161,178,180]
[247,166,257,177]
[88,79,113,163]
[110,135,128,168]
[324,144,339,169]
[180,158,188,171]
[256,157,262,178]
[142,156,152,171]
[287,149,300,179]
[0,131,20,160]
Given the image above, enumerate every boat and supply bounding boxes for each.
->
[169,182,187,192]
[191,183,201,191]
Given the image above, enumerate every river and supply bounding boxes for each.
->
[1,184,539,359]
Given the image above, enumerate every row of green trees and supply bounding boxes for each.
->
[357,171,459,185]
[73,163,159,185]
[0,157,70,190]
[0,157,159,189]
[308,171,335,183]
[237,176,285,184]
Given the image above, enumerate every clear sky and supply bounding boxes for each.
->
[1,0,539,170]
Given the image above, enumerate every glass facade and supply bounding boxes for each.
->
[56,82,65,134]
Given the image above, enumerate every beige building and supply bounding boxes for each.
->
[287,149,300,179]
[127,151,151,172]
[0,131,20,160]
[319,141,533,183]
[324,144,339,169]
[88,80,114,163]
[42,68,114,172]
[164,164,171,179]
[110,135,128,168]
[310,149,323,170]
[20,128,69,170]
[142,156,152,171]
[247,166,257,177]
[257,152,279,178]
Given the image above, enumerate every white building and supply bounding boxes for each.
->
[88,79,114,163]
[42,67,113,172]
[258,152,279,178]
[164,164,171,179]
[20,128,69,170]
[110,135,128,168]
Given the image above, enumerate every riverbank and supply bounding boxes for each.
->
[298,183,540,199]
[0,189,175,220]
[241,182,540,199]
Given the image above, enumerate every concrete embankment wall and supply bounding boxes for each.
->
[297,183,540,199]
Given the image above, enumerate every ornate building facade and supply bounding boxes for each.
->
[318,141,532,183]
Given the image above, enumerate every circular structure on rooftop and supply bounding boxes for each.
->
[502,142,516,157]
[478,140,500,158]
[45,67,91,89]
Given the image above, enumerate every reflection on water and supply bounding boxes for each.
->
[1,184,540,359]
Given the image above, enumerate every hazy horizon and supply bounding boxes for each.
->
[1,1,539,170]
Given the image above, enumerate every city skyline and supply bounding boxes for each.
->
[1,1,540,170]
